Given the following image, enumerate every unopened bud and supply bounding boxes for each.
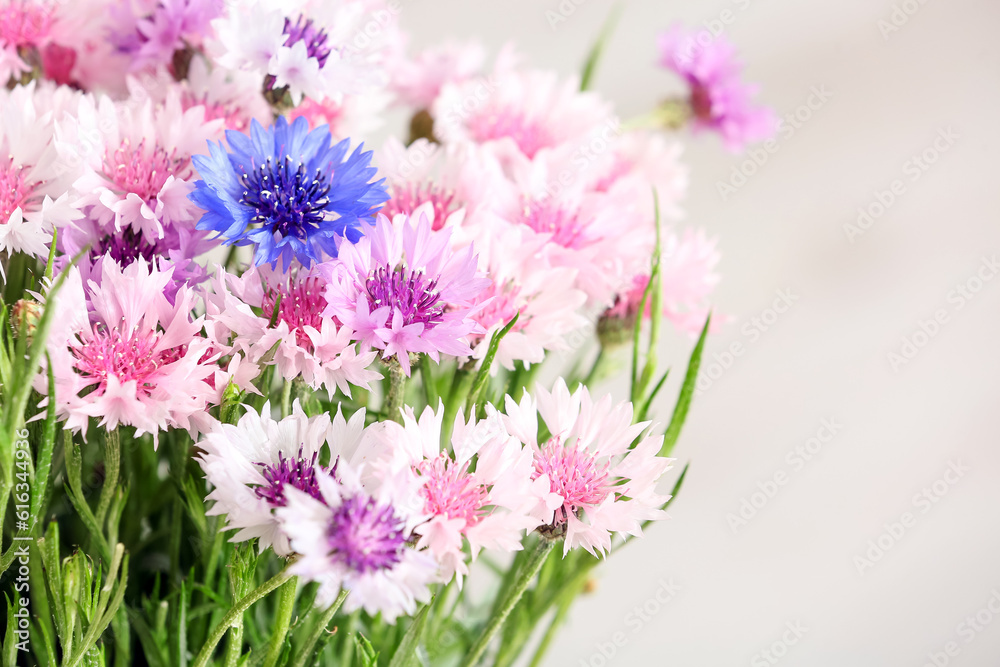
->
[10,299,42,341]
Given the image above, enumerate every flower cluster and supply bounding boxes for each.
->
[0,2,774,662]
[198,381,671,618]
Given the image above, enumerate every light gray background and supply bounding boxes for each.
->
[398,1,1000,664]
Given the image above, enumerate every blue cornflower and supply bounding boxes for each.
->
[189,115,388,270]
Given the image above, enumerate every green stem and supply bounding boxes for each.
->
[460,538,556,667]
[385,362,406,424]
[262,576,298,667]
[95,427,120,529]
[281,379,293,418]
[441,368,474,447]
[582,347,608,387]
[289,589,349,667]
[191,567,294,667]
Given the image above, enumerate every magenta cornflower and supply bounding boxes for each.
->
[323,213,490,375]
[658,25,776,152]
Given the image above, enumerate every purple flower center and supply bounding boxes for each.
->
[282,14,331,67]
[95,227,160,266]
[239,156,331,241]
[365,266,444,329]
[253,449,324,508]
[326,494,406,574]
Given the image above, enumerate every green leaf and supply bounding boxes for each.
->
[354,634,379,667]
[29,355,58,533]
[580,4,623,91]
[636,369,670,424]
[387,604,429,667]
[3,594,17,667]
[465,313,519,416]
[660,314,710,457]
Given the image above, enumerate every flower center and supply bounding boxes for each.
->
[254,449,324,507]
[0,1,52,48]
[365,266,444,329]
[103,140,189,202]
[417,454,489,526]
[283,14,331,67]
[689,82,714,121]
[261,276,327,349]
[239,155,331,241]
[71,323,185,396]
[0,158,38,222]
[533,438,612,525]
[95,227,160,266]
[521,202,590,249]
[382,182,458,231]
[467,107,553,159]
[326,494,406,574]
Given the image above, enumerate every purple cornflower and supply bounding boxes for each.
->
[658,25,776,152]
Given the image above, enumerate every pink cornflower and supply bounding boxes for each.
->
[38,255,218,444]
[658,25,776,152]
[450,218,588,371]
[603,229,720,335]
[389,39,486,110]
[0,81,83,269]
[377,403,541,585]
[433,63,614,163]
[202,262,380,397]
[502,379,674,556]
[322,213,490,375]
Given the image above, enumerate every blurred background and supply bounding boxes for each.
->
[398,0,1000,664]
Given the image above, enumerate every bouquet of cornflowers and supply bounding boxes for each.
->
[0,2,774,665]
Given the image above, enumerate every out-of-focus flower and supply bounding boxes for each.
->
[377,403,540,585]
[209,0,399,105]
[276,456,437,621]
[189,115,387,270]
[658,25,776,152]
[0,81,82,267]
[434,64,615,164]
[389,39,486,110]
[109,0,224,72]
[198,400,359,555]
[202,262,380,397]
[38,255,218,444]
[322,213,490,375]
[502,379,673,556]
